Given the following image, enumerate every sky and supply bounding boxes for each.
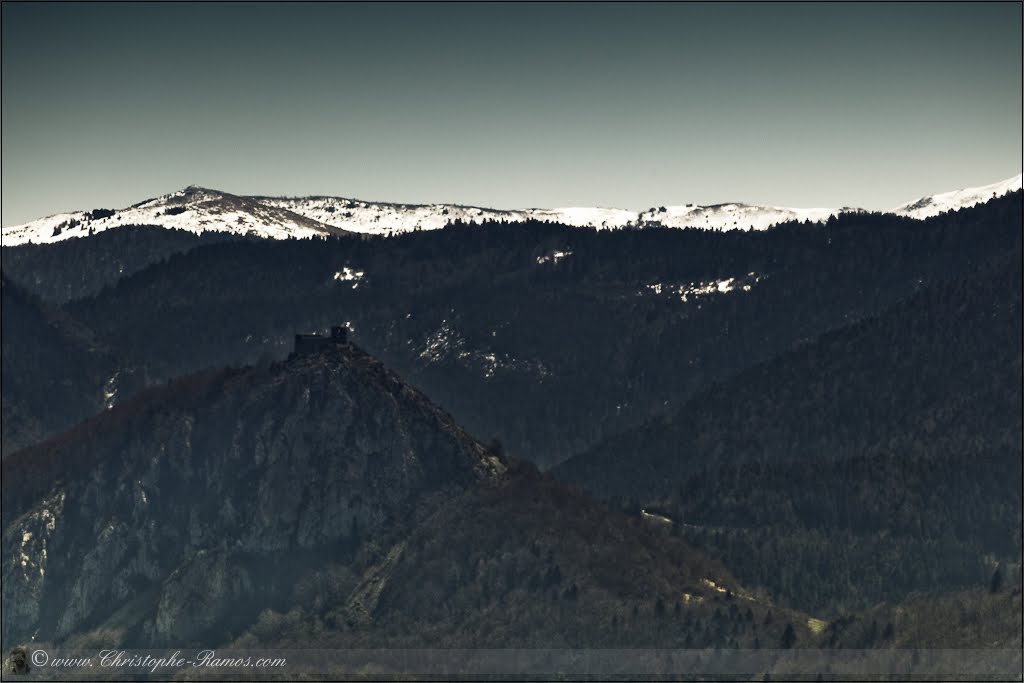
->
[2,2,1021,226]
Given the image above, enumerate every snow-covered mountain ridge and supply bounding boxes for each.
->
[3,174,1020,247]
[890,173,1023,220]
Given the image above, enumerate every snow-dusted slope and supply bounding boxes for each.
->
[260,197,637,234]
[259,196,523,235]
[635,203,852,232]
[521,207,637,229]
[891,174,1023,220]
[1,187,348,246]
[3,174,1020,247]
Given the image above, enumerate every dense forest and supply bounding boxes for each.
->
[1,226,254,303]
[0,275,149,456]
[556,252,1022,613]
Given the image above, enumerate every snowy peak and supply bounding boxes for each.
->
[0,186,349,246]
[891,174,1023,220]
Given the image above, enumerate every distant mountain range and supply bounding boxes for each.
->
[3,174,1020,246]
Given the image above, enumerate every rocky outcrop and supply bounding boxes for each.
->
[1,345,503,647]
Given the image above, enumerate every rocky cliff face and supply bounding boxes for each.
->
[1,345,503,647]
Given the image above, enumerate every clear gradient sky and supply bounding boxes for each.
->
[2,2,1021,226]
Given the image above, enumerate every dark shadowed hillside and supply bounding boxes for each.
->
[0,274,146,456]
[221,465,817,653]
[1,226,256,304]
[1,342,824,662]
[2,344,502,647]
[555,252,1023,614]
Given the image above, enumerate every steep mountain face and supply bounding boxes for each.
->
[1,345,503,647]
[554,253,1023,614]
[0,274,143,457]
[2,345,802,657]
[4,174,1019,247]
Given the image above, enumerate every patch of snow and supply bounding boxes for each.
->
[333,267,365,289]
[702,578,728,594]
[420,320,547,379]
[419,320,464,364]
[103,371,120,410]
[536,250,573,264]
[15,493,63,579]
[473,351,501,378]
[19,532,33,569]
[135,480,148,506]
[453,347,549,380]
[645,273,759,302]
[641,509,673,525]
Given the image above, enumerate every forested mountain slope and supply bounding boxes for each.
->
[0,275,145,456]
[2,344,801,656]
[12,192,1015,470]
[555,252,1023,614]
